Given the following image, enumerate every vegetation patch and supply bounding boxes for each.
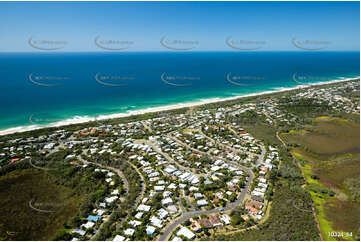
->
[0,168,82,241]
[285,117,360,240]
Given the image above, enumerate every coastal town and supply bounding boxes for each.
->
[0,79,359,241]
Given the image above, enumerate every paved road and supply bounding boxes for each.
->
[78,153,130,193]
[158,134,257,241]
[184,196,195,211]
[276,131,287,148]
[169,134,255,174]
[77,154,131,240]
[178,199,186,214]
[159,168,254,241]
[141,120,153,133]
[201,128,264,164]
[226,125,266,166]
[168,134,208,157]
[146,140,190,173]
[256,143,266,166]
[123,159,146,206]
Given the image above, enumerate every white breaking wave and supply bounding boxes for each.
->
[0,76,358,136]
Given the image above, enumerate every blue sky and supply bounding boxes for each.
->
[0,1,359,52]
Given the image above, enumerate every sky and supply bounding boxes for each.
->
[0,1,359,52]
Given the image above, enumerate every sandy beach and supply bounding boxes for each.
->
[0,77,358,137]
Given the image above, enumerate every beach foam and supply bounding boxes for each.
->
[0,77,358,136]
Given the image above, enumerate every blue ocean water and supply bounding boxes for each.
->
[0,51,359,132]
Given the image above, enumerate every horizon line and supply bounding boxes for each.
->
[1,50,360,54]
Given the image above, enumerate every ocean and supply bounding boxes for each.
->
[0,51,359,134]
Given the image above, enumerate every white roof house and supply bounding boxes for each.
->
[113,235,126,241]
[154,186,165,192]
[162,197,173,206]
[255,187,267,193]
[150,216,163,228]
[172,236,183,241]
[164,166,177,174]
[220,214,231,225]
[157,180,166,185]
[105,196,118,204]
[158,208,169,219]
[146,226,156,236]
[163,191,173,198]
[189,186,199,192]
[179,172,191,181]
[179,184,187,189]
[189,176,199,184]
[72,229,86,236]
[176,226,195,240]
[111,189,119,195]
[168,183,177,189]
[43,143,55,149]
[167,205,178,214]
[107,172,115,177]
[211,166,221,172]
[96,209,106,216]
[128,220,142,227]
[124,228,135,236]
[194,193,203,199]
[81,221,95,230]
[251,191,264,197]
[258,183,268,188]
[137,204,151,212]
[197,199,208,207]
[135,212,144,219]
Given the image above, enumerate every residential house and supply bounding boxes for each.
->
[209,215,223,227]
[176,227,195,240]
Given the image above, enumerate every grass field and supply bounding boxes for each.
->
[0,168,82,241]
[282,117,360,241]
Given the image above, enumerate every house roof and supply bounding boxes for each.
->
[146,226,156,235]
[209,215,221,225]
[246,205,260,214]
[87,215,101,222]
[198,218,212,228]
[113,235,126,241]
[177,226,195,239]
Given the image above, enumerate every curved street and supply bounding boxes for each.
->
[76,155,131,240]
[158,131,261,241]
[159,167,254,241]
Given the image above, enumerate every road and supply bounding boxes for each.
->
[225,125,266,166]
[141,120,153,133]
[146,140,190,173]
[169,133,256,174]
[276,131,287,148]
[158,133,258,241]
[78,152,130,193]
[200,127,266,166]
[76,154,131,240]
[159,167,254,241]
[122,157,146,207]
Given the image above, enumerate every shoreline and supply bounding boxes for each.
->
[0,77,359,137]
